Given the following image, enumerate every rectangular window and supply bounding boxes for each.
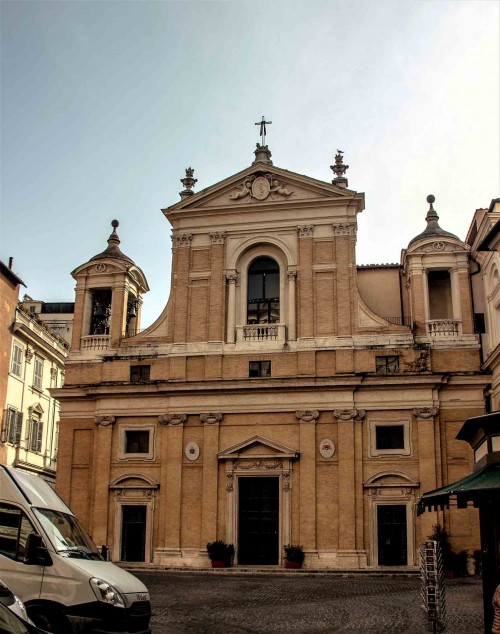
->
[29,418,43,453]
[249,361,271,378]
[130,365,151,383]
[376,425,405,450]
[375,356,399,375]
[1,409,23,445]
[11,344,23,377]
[125,430,150,454]
[474,313,486,334]
[0,503,35,561]
[33,358,43,390]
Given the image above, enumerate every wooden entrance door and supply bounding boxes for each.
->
[121,505,146,562]
[377,505,407,566]
[238,477,279,565]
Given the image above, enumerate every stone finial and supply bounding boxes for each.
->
[180,167,197,199]
[330,150,349,188]
[253,144,273,165]
[89,219,135,265]
[408,195,460,247]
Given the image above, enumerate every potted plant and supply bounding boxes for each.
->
[206,540,234,568]
[283,544,305,569]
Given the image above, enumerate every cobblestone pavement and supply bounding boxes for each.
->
[134,571,484,634]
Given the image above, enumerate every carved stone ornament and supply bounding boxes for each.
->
[287,270,297,281]
[172,233,193,248]
[210,231,226,245]
[229,173,293,202]
[200,412,223,425]
[283,470,291,491]
[25,347,34,363]
[235,460,282,470]
[413,407,438,420]
[226,272,239,285]
[432,241,445,251]
[158,413,187,426]
[333,223,356,236]
[319,439,336,459]
[50,367,58,379]
[185,442,200,461]
[95,415,116,427]
[295,410,319,423]
[333,409,366,422]
[95,263,107,272]
[226,472,234,492]
[297,225,314,238]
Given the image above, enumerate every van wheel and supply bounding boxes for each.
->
[29,607,73,634]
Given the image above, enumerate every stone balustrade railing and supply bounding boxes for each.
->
[81,335,110,351]
[237,324,286,342]
[426,320,461,337]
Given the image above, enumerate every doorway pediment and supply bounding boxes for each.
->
[217,435,299,460]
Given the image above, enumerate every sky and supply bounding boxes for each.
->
[1,0,499,328]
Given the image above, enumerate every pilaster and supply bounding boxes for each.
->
[200,413,223,546]
[92,415,115,548]
[297,226,314,338]
[414,407,440,539]
[172,234,192,343]
[295,410,318,555]
[208,232,226,342]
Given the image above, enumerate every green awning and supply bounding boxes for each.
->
[417,463,500,515]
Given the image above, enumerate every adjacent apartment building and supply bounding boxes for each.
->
[53,144,489,569]
[1,261,68,485]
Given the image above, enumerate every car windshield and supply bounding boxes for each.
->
[33,508,101,560]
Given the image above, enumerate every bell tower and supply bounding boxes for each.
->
[70,220,149,354]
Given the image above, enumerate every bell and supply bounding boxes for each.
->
[128,303,137,318]
[94,303,107,317]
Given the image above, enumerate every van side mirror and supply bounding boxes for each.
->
[24,533,52,566]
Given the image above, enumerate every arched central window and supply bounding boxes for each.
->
[247,257,280,324]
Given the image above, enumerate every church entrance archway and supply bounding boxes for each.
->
[238,477,279,565]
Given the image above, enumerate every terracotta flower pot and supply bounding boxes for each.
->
[211,560,226,568]
[285,561,302,569]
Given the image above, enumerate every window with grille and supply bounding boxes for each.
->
[249,361,272,378]
[1,409,23,445]
[11,344,23,377]
[375,356,399,375]
[247,257,280,324]
[33,358,43,390]
[29,417,43,453]
[130,365,151,383]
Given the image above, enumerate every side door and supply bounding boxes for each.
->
[0,502,44,602]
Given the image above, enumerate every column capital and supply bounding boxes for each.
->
[158,413,187,426]
[287,269,298,281]
[332,223,356,236]
[172,233,193,248]
[210,231,226,245]
[200,412,223,425]
[95,415,115,427]
[295,410,319,423]
[333,409,365,422]
[226,272,239,285]
[297,225,314,238]
[413,407,438,420]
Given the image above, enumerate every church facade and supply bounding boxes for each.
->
[54,142,487,569]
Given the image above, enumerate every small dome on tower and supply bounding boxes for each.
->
[90,220,135,265]
[408,195,460,247]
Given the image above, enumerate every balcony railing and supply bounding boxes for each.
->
[427,320,461,337]
[81,335,110,351]
[236,324,286,342]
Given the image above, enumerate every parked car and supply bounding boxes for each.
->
[0,581,48,633]
[0,466,151,634]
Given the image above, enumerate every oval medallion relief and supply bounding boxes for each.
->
[185,442,200,461]
[251,176,270,201]
[319,439,335,459]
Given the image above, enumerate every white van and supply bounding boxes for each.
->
[0,465,152,634]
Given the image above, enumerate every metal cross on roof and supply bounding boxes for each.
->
[255,116,272,145]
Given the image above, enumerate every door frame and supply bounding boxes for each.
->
[371,498,414,567]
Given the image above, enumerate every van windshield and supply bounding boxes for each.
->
[33,508,102,560]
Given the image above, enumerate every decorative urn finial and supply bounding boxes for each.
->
[180,167,197,199]
[330,149,349,188]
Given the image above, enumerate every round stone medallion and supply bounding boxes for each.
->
[251,176,270,201]
[319,439,335,459]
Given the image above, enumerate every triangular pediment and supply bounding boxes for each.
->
[217,435,299,460]
[165,163,363,215]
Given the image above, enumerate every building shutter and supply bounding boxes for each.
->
[36,421,44,453]
[1,410,8,442]
[14,412,23,446]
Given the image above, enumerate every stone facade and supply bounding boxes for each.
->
[54,149,488,568]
